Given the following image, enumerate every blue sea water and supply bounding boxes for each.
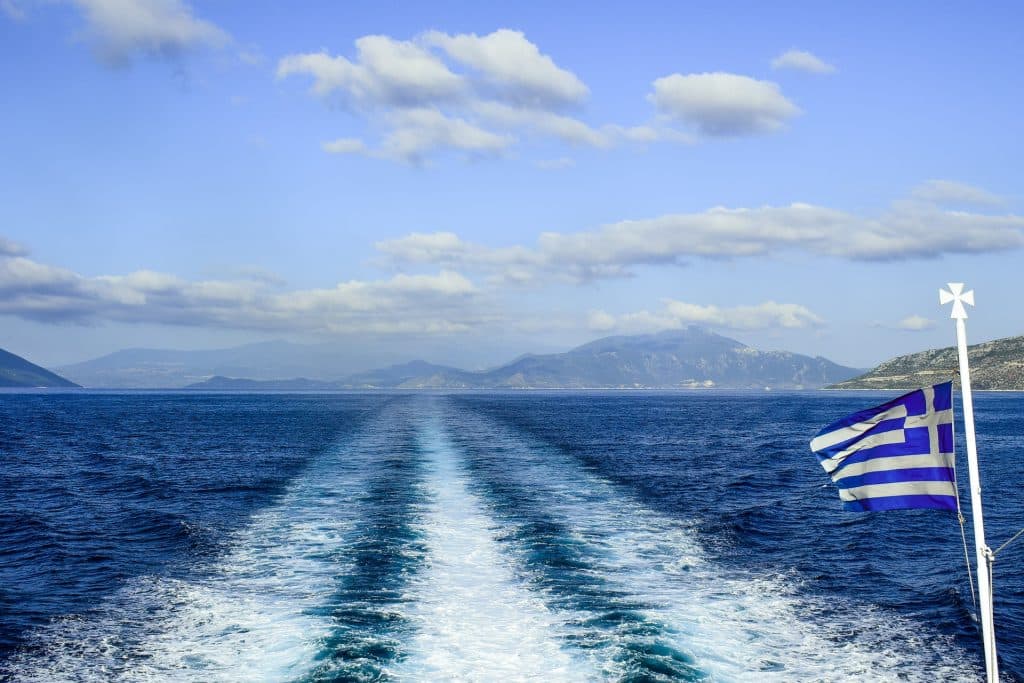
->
[1,390,1022,681]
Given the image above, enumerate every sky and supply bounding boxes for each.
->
[1,0,1022,370]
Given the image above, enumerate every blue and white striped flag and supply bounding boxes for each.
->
[810,382,958,512]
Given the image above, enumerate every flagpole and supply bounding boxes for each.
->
[940,282,997,682]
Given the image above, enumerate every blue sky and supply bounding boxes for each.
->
[1,0,1022,369]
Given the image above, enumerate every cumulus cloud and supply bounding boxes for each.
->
[276,36,464,106]
[379,108,514,162]
[0,246,482,334]
[69,0,228,65]
[896,314,934,331]
[423,29,588,107]
[649,72,800,136]
[589,300,824,334]
[470,100,608,147]
[279,29,691,163]
[771,49,836,74]
[378,193,1024,282]
[911,179,1004,207]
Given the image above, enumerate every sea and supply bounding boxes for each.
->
[1,390,1022,682]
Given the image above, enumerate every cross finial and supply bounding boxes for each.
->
[939,282,975,319]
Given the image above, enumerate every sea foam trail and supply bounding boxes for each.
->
[298,409,429,682]
[444,407,706,681]
[1,401,414,683]
[390,414,593,682]
[448,401,985,682]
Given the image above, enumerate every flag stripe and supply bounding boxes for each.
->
[834,466,956,490]
[818,429,907,473]
[838,479,956,502]
[843,495,958,512]
[834,453,956,479]
[809,408,907,453]
[828,427,938,473]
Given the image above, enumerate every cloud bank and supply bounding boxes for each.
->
[589,300,824,334]
[379,186,1024,282]
[0,249,481,334]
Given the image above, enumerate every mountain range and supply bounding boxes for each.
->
[13,330,1024,391]
[185,327,861,390]
[829,334,1024,390]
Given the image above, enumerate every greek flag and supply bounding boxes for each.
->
[810,382,957,512]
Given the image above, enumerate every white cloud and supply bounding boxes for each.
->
[664,300,824,329]
[470,100,609,147]
[69,0,228,64]
[279,29,692,163]
[649,72,801,136]
[896,315,934,331]
[277,35,464,106]
[378,193,1024,282]
[379,108,514,163]
[911,179,1004,207]
[590,300,824,334]
[322,137,367,155]
[771,49,836,74]
[467,103,693,149]
[587,309,617,331]
[376,231,543,276]
[0,245,483,335]
[423,29,588,107]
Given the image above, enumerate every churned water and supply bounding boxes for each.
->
[1,391,1022,681]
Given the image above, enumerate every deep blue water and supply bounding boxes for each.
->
[1,391,1022,681]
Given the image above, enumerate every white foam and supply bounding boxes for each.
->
[4,435,376,682]
[390,418,594,682]
[454,408,984,682]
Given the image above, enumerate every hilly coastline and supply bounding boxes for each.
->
[0,348,79,388]
[186,327,861,390]
[830,334,1024,390]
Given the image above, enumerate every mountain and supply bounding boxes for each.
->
[57,337,530,389]
[452,327,858,389]
[57,340,408,388]
[185,327,861,390]
[0,348,79,388]
[830,334,1024,390]
[340,361,471,388]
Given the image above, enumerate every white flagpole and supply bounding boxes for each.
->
[940,282,997,681]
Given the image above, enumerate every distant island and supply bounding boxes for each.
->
[184,327,861,391]
[0,348,79,388]
[829,334,1024,390]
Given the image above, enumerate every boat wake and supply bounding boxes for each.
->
[1,395,987,681]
